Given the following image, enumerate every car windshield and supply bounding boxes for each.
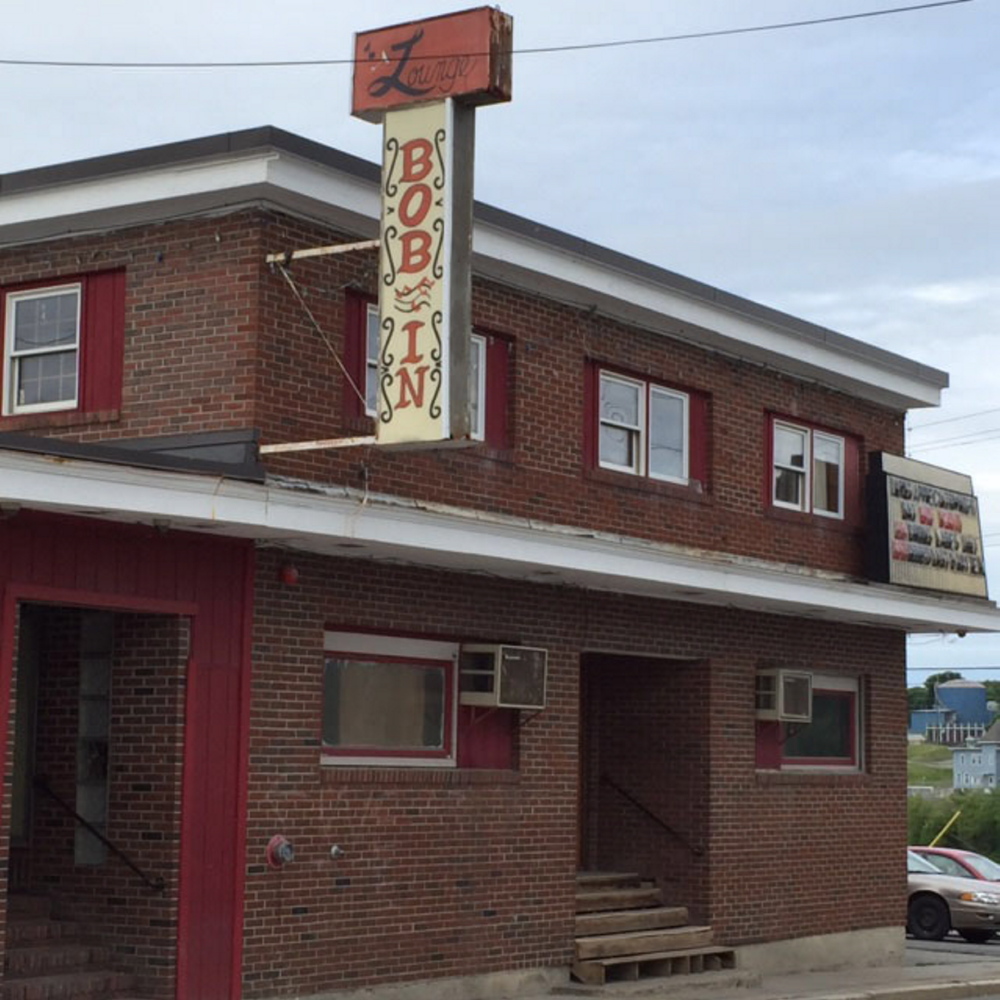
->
[967,852,1000,880]
[908,850,944,874]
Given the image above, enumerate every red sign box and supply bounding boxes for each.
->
[353,6,513,121]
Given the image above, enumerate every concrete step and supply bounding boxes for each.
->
[575,886,663,913]
[575,905,689,937]
[572,945,737,986]
[575,924,714,960]
[575,871,642,891]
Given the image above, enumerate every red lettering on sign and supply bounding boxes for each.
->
[399,184,432,227]
[401,139,434,182]
[396,365,430,409]
[400,230,433,273]
[400,321,425,364]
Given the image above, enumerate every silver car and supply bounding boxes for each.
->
[908,849,1000,943]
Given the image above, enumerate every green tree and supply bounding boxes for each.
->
[983,680,1000,707]
[908,794,958,847]
[909,686,932,711]
[924,671,963,704]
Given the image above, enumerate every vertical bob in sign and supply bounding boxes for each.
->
[377,99,475,446]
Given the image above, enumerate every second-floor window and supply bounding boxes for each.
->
[594,368,701,485]
[0,272,126,423]
[4,284,81,415]
[771,419,846,518]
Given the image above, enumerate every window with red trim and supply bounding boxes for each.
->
[768,415,860,521]
[323,653,454,761]
[756,674,860,770]
[322,632,516,769]
[585,363,709,487]
[343,293,510,448]
[0,271,125,420]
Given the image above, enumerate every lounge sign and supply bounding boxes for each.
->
[353,7,512,448]
[867,453,988,599]
[353,7,513,122]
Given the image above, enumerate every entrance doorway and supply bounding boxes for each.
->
[8,602,189,998]
[579,652,709,916]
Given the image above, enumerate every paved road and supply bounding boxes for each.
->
[909,935,1000,962]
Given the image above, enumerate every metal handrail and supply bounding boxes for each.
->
[33,777,165,893]
[600,772,705,858]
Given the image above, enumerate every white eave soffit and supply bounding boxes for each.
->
[0,448,996,637]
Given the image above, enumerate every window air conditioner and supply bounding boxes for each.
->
[755,669,812,723]
[459,644,548,710]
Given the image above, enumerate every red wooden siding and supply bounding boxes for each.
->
[0,511,253,1000]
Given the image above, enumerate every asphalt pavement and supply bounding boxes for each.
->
[539,940,1000,1000]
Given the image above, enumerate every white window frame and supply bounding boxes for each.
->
[598,370,689,484]
[772,420,845,520]
[3,283,82,416]
[322,632,459,768]
[364,302,380,417]
[469,332,487,442]
[781,674,861,772]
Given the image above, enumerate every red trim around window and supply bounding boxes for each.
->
[764,412,863,525]
[584,360,709,488]
[342,290,373,422]
[0,270,126,422]
[480,329,511,449]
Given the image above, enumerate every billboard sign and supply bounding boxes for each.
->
[353,7,513,122]
[868,453,988,599]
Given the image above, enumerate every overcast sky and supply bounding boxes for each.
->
[2,0,997,682]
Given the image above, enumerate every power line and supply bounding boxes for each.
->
[908,428,1000,453]
[0,0,974,69]
[909,406,1000,433]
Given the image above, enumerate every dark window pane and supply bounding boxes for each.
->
[784,690,853,760]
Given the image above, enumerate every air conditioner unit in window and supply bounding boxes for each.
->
[459,644,548,710]
[755,669,812,723]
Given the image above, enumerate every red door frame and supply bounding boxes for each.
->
[0,513,253,999]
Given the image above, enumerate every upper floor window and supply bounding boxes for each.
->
[587,365,708,487]
[771,418,848,519]
[4,284,81,415]
[0,272,126,423]
[347,294,509,448]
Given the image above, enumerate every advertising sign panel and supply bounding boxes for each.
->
[868,453,988,599]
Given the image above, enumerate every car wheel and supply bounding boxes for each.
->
[959,929,995,944]
[908,894,951,941]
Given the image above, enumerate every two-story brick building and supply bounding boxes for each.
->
[0,127,998,1000]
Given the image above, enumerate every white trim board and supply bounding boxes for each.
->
[0,447,997,636]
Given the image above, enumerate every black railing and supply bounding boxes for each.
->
[33,777,166,893]
[600,772,704,858]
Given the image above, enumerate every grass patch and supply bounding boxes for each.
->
[908,741,953,788]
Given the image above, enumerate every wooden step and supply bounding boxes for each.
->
[6,894,52,918]
[5,941,111,977]
[576,886,662,913]
[575,905,688,937]
[572,945,737,986]
[576,871,642,890]
[576,924,713,960]
[1,968,134,1000]
[5,917,82,946]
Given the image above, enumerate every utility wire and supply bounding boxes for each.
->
[0,0,973,68]
[909,405,1000,433]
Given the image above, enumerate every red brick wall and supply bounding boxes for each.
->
[22,607,186,998]
[242,549,906,995]
[0,208,905,578]
[251,212,904,577]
